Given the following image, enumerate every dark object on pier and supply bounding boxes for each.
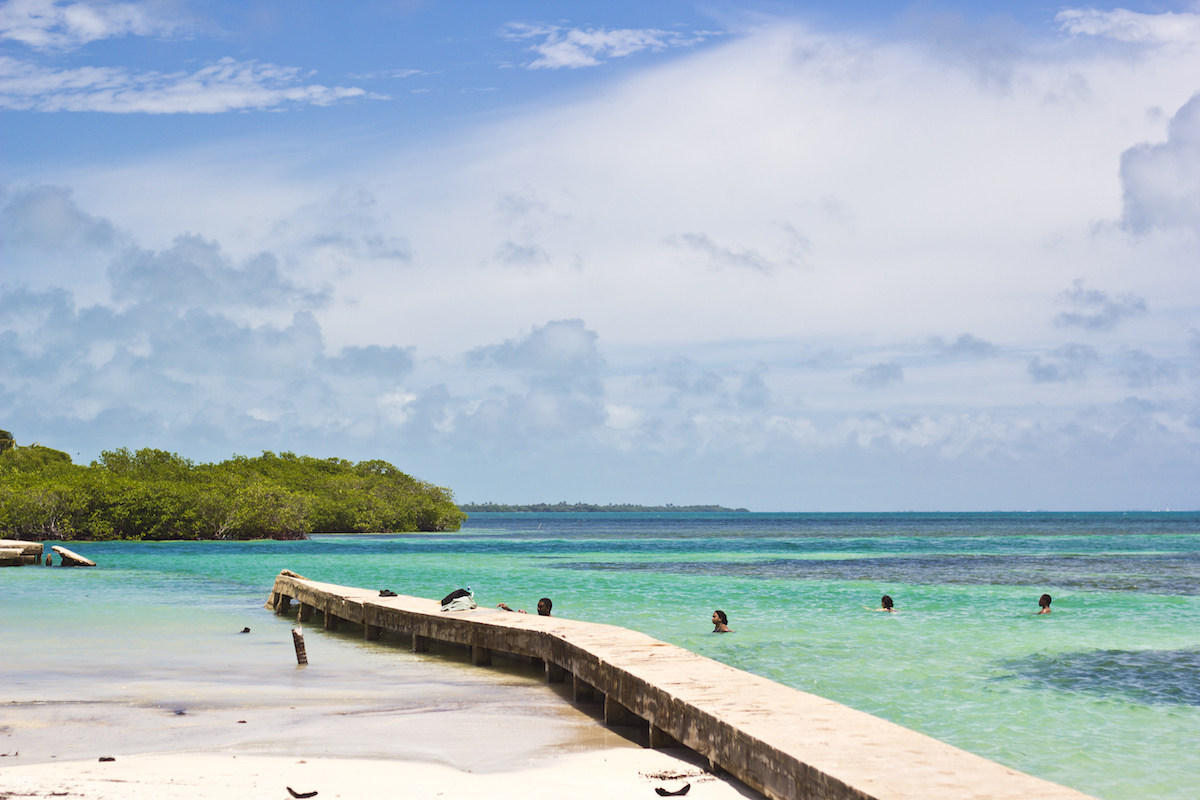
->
[240,627,251,633]
[656,785,690,796]
[287,788,318,798]
[379,589,397,597]
[99,757,115,762]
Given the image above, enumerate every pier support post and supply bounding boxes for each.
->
[291,628,308,665]
[545,661,565,683]
[365,622,381,641]
[275,594,292,614]
[650,725,681,749]
[604,695,637,727]
[573,674,596,702]
[298,603,313,623]
[323,611,339,631]
[471,645,492,666]
[411,634,429,653]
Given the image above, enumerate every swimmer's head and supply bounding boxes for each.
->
[881,595,893,610]
[537,598,553,616]
[1039,594,1052,609]
[713,610,728,625]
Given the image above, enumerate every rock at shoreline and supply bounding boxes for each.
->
[51,545,96,567]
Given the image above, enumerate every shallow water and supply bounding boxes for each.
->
[2,511,1198,799]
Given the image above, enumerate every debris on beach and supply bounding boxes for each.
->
[655,785,691,797]
[287,787,318,798]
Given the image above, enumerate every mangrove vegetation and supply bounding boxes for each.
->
[0,435,464,540]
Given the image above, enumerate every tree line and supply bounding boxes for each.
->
[0,435,465,540]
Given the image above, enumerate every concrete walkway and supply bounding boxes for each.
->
[267,571,1097,800]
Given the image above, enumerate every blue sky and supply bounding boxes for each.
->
[3,0,1200,510]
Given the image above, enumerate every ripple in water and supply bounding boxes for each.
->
[999,649,1200,706]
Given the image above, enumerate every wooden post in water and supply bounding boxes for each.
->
[291,628,308,665]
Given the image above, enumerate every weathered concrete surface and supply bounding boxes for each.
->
[51,545,96,567]
[0,547,25,567]
[0,539,44,565]
[267,572,1098,800]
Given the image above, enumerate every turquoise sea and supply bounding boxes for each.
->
[3,512,1198,799]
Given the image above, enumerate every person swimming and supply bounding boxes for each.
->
[498,597,553,616]
[1037,594,1052,614]
[880,594,894,612]
[711,609,732,633]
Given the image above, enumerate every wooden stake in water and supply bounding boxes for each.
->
[292,628,308,665]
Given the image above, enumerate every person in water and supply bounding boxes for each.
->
[1036,594,1052,614]
[879,595,895,612]
[498,597,553,616]
[711,609,732,633]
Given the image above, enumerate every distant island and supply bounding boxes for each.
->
[459,502,750,513]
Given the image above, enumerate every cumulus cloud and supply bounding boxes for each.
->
[501,22,711,69]
[670,224,808,273]
[0,56,371,112]
[0,0,184,50]
[494,240,549,266]
[467,319,604,396]
[1120,92,1200,234]
[1027,343,1099,383]
[853,362,904,389]
[1057,8,1200,44]
[674,232,772,273]
[737,365,769,409]
[1116,348,1178,388]
[643,357,725,408]
[931,333,998,359]
[324,345,415,378]
[0,184,119,252]
[1054,280,1146,331]
[107,235,330,310]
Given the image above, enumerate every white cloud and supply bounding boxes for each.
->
[852,362,904,389]
[1054,279,1147,331]
[10,16,1200,507]
[501,22,711,69]
[1057,8,1200,44]
[1120,91,1200,234]
[0,0,183,50]
[0,55,371,112]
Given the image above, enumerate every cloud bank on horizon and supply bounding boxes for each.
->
[2,0,1199,510]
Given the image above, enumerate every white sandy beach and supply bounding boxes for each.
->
[0,748,755,800]
[0,660,759,800]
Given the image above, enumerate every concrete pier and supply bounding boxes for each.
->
[0,540,43,566]
[267,571,1097,800]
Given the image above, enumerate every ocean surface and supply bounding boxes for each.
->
[3,511,1198,798]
